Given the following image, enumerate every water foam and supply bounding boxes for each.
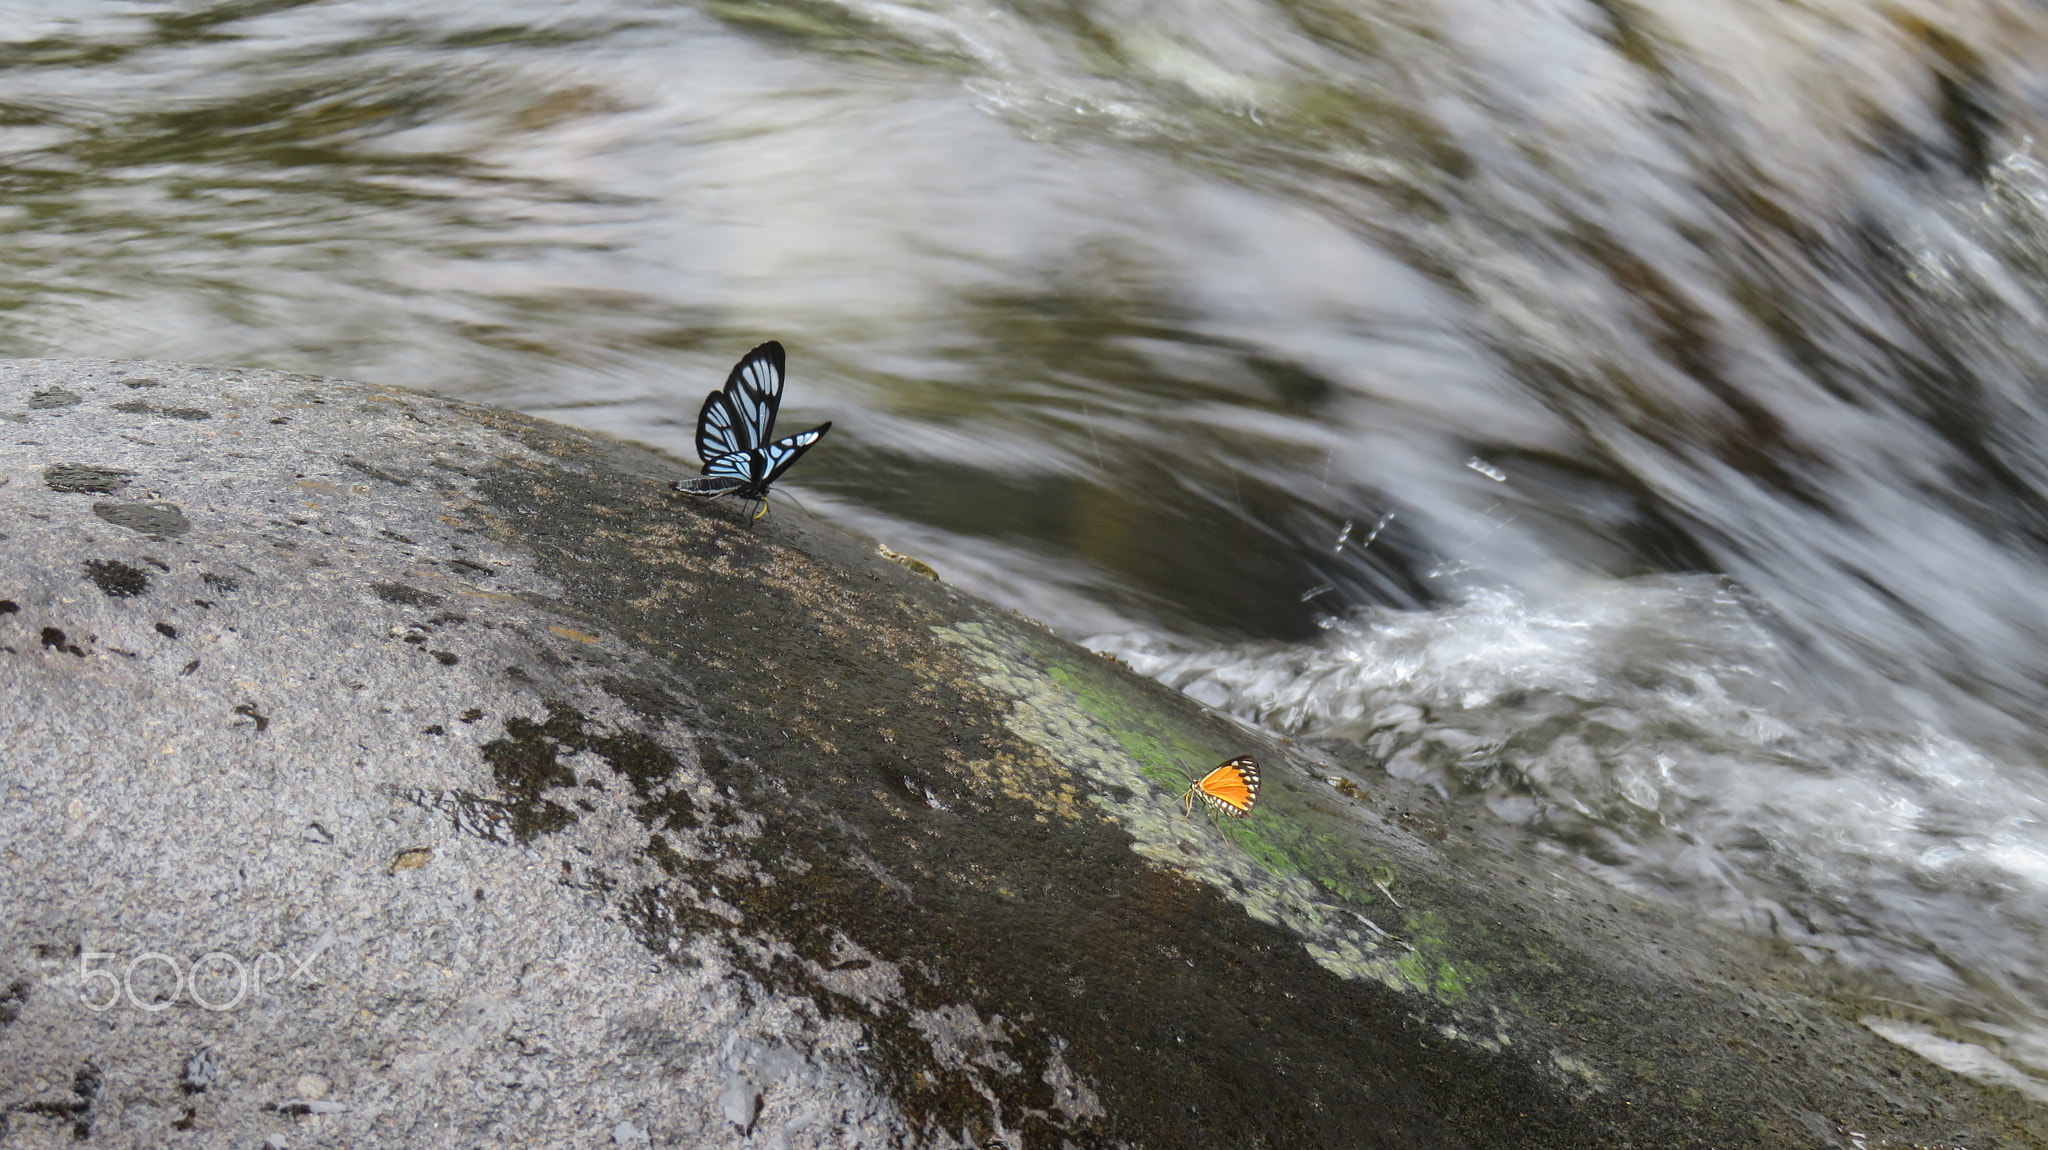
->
[1097,575,2048,1089]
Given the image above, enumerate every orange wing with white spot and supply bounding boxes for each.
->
[1182,755,1260,818]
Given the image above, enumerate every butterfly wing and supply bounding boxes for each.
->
[682,342,819,502]
[696,390,750,463]
[755,422,830,488]
[721,340,786,448]
[1196,755,1260,817]
[703,448,767,485]
[675,475,747,496]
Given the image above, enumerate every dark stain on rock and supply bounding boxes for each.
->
[645,832,686,875]
[120,378,161,388]
[111,398,209,419]
[82,559,149,599]
[0,600,16,614]
[43,465,132,494]
[199,572,239,592]
[372,582,440,607]
[0,979,27,1025]
[477,709,584,844]
[26,387,81,409]
[343,455,412,486]
[402,788,520,844]
[232,703,269,732]
[92,502,190,538]
[39,628,85,657]
[154,622,177,639]
[479,701,697,843]
[9,1060,98,1140]
[432,650,460,665]
[179,658,199,676]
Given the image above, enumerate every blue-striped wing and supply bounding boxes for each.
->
[676,424,830,499]
[702,447,766,485]
[675,450,756,497]
[756,422,830,486]
[722,341,785,447]
[692,341,785,462]
[695,391,749,463]
[678,342,825,503]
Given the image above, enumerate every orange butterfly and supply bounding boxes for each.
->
[1179,755,1260,820]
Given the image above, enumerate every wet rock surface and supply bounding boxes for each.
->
[0,358,2041,1148]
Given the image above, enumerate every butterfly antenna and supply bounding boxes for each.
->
[779,491,818,519]
[1160,764,1193,814]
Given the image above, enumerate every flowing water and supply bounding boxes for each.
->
[8,0,2048,1100]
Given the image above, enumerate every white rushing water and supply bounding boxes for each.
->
[1094,578,2048,1088]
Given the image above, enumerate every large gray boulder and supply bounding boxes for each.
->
[0,358,2041,1148]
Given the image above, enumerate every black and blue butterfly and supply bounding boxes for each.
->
[675,340,831,518]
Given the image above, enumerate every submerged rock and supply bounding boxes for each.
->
[0,358,2040,1147]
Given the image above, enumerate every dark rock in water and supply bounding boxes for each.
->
[0,358,2039,1149]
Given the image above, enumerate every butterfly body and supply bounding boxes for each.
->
[676,340,830,513]
[1181,755,1260,819]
